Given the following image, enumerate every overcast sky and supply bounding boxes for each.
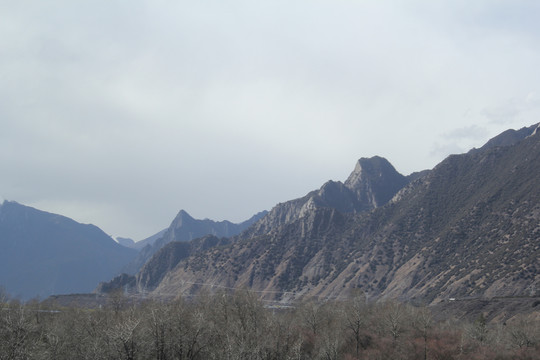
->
[2,1,540,240]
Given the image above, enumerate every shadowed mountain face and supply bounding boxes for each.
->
[113,124,540,304]
[0,201,137,300]
[344,156,409,208]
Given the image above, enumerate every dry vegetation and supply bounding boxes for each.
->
[1,289,539,360]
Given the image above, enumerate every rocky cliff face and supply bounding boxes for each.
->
[344,156,409,208]
[246,156,408,236]
[136,235,231,291]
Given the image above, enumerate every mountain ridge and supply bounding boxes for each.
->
[110,124,540,304]
[0,201,137,299]
[103,155,416,297]
[121,209,268,275]
[244,156,408,238]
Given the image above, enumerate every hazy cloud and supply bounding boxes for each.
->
[1,1,540,239]
[482,93,540,124]
[430,142,466,159]
[482,99,523,124]
[430,125,489,161]
[445,126,489,140]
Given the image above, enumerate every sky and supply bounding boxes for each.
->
[1,1,540,240]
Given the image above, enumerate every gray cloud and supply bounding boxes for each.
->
[1,1,540,239]
[445,126,488,140]
[482,99,523,124]
[482,93,540,124]
[430,142,466,160]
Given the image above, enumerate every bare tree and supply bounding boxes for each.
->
[106,308,141,360]
[381,300,407,343]
[0,302,37,360]
[343,289,371,358]
[507,314,538,349]
[412,306,433,360]
[466,313,489,345]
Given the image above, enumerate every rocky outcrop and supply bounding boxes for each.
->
[246,156,408,236]
[344,156,409,208]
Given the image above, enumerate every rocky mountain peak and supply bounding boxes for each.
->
[345,156,395,189]
[172,209,195,228]
[239,157,409,238]
[344,156,408,209]
[121,209,268,275]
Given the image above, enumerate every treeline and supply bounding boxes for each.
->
[1,290,539,360]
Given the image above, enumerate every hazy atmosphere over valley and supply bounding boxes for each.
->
[2,1,540,240]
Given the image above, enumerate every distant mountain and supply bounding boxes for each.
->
[115,230,169,251]
[131,228,167,250]
[121,209,268,275]
[108,124,540,304]
[116,237,136,248]
[0,201,137,300]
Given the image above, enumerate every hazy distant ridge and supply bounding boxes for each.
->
[121,209,268,275]
[0,201,137,299]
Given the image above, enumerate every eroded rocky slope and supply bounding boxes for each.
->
[102,124,540,305]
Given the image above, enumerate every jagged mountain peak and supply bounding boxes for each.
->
[120,208,268,275]
[234,157,409,238]
[172,209,196,227]
[177,209,190,217]
[345,156,401,188]
[344,156,408,209]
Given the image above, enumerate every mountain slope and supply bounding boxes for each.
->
[0,201,137,299]
[121,156,410,296]
[148,124,539,303]
[245,156,408,236]
[122,209,268,274]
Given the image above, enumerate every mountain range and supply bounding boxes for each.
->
[98,123,540,304]
[3,124,539,304]
[0,201,267,300]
